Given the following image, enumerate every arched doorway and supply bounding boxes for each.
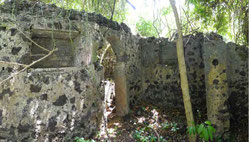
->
[98,42,116,118]
[96,36,129,117]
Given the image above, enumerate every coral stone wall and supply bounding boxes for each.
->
[227,43,248,121]
[0,0,248,141]
[0,67,103,141]
[140,33,248,126]
[140,34,206,112]
[0,0,140,141]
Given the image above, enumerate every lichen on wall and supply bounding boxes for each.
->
[203,34,230,139]
[0,0,248,141]
[140,33,206,111]
[0,0,141,140]
[0,67,104,141]
[139,32,248,140]
[227,43,248,121]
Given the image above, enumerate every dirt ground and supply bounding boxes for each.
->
[93,82,247,142]
[94,101,248,142]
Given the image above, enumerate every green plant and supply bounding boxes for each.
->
[133,127,167,142]
[170,122,179,132]
[161,121,179,132]
[141,106,146,111]
[74,137,95,142]
[136,17,161,37]
[188,121,216,141]
[161,121,170,130]
[133,130,156,142]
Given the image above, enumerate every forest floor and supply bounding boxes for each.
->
[94,101,248,142]
[87,81,247,142]
[101,101,188,142]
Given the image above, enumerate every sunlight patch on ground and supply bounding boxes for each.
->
[98,80,116,140]
[137,116,146,124]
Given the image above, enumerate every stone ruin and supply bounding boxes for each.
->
[0,1,248,141]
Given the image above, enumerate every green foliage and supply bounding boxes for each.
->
[161,6,172,17]
[188,121,216,141]
[135,5,173,38]
[161,121,179,132]
[21,0,127,23]
[161,121,170,129]
[132,126,167,142]
[170,122,179,132]
[74,137,95,142]
[136,17,160,37]
[133,130,156,142]
[133,126,167,142]
[187,0,248,45]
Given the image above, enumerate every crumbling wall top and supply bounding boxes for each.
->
[0,0,131,33]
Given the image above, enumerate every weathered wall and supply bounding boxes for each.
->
[140,33,206,112]
[0,5,106,142]
[0,67,104,141]
[227,42,248,121]
[203,34,230,138]
[0,0,248,141]
[0,0,141,141]
[139,33,248,139]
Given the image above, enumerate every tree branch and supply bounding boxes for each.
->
[0,61,28,67]
[0,48,57,85]
[4,18,50,52]
[110,0,116,20]
[125,0,135,9]
[17,29,50,53]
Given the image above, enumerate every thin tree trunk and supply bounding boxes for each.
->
[169,0,196,141]
[110,0,116,20]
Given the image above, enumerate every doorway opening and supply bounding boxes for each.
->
[97,37,129,139]
[97,41,117,139]
[99,42,117,117]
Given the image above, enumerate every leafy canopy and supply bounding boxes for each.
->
[18,0,127,23]
[186,0,248,45]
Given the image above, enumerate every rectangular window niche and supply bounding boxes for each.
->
[159,42,177,66]
[31,29,79,68]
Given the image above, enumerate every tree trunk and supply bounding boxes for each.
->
[169,0,196,141]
